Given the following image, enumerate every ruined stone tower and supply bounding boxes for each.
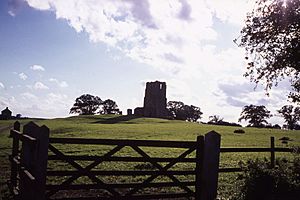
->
[134,81,168,118]
[143,81,167,118]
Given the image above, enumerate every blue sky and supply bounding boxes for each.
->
[0,0,291,124]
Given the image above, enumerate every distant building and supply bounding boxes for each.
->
[134,81,168,118]
[0,107,12,120]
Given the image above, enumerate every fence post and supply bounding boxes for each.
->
[270,137,275,168]
[195,135,204,200]
[10,121,20,190]
[199,131,221,200]
[20,122,49,200]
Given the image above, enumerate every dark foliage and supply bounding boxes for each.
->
[208,115,242,127]
[279,136,291,141]
[237,0,300,101]
[264,124,282,129]
[273,124,282,129]
[278,105,300,130]
[167,101,203,122]
[239,104,272,127]
[70,94,102,115]
[208,115,224,124]
[234,129,246,134]
[233,158,300,200]
[100,99,121,115]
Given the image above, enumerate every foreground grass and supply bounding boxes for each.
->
[0,115,300,199]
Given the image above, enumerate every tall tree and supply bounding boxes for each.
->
[208,115,224,124]
[184,105,203,122]
[239,105,272,127]
[278,105,300,129]
[237,0,300,101]
[70,94,102,115]
[100,99,121,115]
[167,101,185,119]
[167,101,203,122]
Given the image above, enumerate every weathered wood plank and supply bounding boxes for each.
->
[46,181,195,190]
[270,137,275,168]
[50,137,196,148]
[195,135,204,200]
[220,147,293,152]
[47,155,196,162]
[199,131,221,200]
[46,144,122,198]
[46,170,196,176]
[126,146,196,196]
[10,130,37,144]
[47,192,194,200]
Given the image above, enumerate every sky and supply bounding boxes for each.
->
[0,0,293,125]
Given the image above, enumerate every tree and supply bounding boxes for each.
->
[237,0,300,101]
[278,105,300,129]
[100,99,121,115]
[239,105,272,127]
[167,101,185,119]
[208,115,224,124]
[70,94,102,115]
[167,101,203,122]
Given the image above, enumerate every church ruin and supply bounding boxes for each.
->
[134,81,168,118]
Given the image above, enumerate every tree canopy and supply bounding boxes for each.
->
[70,94,102,115]
[278,105,300,129]
[167,101,203,122]
[100,99,121,115]
[208,115,224,124]
[239,104,272,127]
[237,0,300,101]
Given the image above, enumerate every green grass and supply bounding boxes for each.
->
[1,115,300,199]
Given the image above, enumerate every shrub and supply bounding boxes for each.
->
[233,158,300,200]
[234,129,245,134]
[279,137,291,141]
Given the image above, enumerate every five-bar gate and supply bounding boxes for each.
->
[8,121,221,200]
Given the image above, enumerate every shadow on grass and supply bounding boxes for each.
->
[92,115,141,124]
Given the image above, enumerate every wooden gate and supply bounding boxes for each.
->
[8,121,221,200]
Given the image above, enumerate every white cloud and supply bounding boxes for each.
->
[21,92,38,100]
[30,64,45,71]
[24,0,251,75]
[49,78,68,88]
[46,93,69,105]
[8,0,24,17]
[25,0,218,72]
[8,10,16,17]
[24,0,290,123]
[33,81,49,90]
[18,72,28,80]
[0,82,4,89]
[205,0,255,25]
[26,0,51,10]
[0,92,72,118]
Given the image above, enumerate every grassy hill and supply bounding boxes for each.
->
[0,115,300,199]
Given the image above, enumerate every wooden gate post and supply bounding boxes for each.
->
[10,121,20,191]
[199,131,221,200]
[270,137,275,168]
[195,135,204,199]
[20,122,49,200]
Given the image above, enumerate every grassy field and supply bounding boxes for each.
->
[0,115,300,199]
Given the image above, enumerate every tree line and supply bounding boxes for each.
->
[70,94,122,115]
[238,104,300,130]
[70,94,300,130]
[70,94,204,122]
